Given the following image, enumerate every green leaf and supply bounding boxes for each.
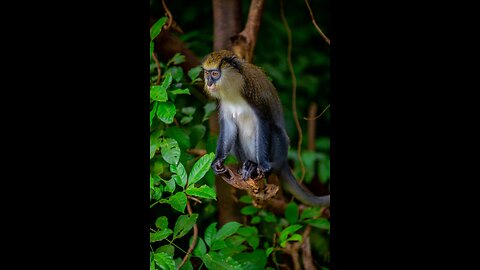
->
[204,222,218,248]
[167,191,187,213]
[285,201,299,225]
[182,107,196,116]
[170,53,186,65]
[251,216,261,224]
[188,152,215,187]
[180,116,193,125]
[299,207,321,221]
[193,237,207,257]
[246,235,259,250]
[287,233,303,242]
[165,66,183,82]
[218,244,247,257]
[150,17,168,40]
[224,235,246,247]
[163,178,176,193]
[188,66,203,81]
[189,125,206,147]
[152,186,163,200]
[203,101,217,122]
[210,239,227,251]
[280,225,303,243]
[159,138,180,165]
[154,252,176,270]
[156,102,176,124]
[306,218,330,230]
[215,221,242,241]
[280,233,303,248]
[160,73,173,91]
[150,101,158,126]
[202,252,241,270]
[152,158,165,176]
[236,227,257,237]
[170,88,190,95]
[239,195,253,204]
[165,126,191,150]
[156,244,175,257]
[179,260,193,270]
[185,185,217,200]
[240,205,259,215]
[316,137,330,152]
[173,213,199,239]
[150,130,162,159]
[150,229,173,243]
[233,250,267,270]
[155,216,168,230]
[266,247,274,257]
[263,211,277,223]
[170,163,188,188]
[151,85,168,102]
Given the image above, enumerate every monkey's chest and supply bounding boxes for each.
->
[221,102,258,160]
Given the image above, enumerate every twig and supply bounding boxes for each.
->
[161,0,173,30]
[187,196,203,204]
[177,200,198,270]
[280,0,306,183]
[187,148,207,157]
[304,104,330,121]
[152,52,162,85]
[304,0,330,45]
[307,102,317,152]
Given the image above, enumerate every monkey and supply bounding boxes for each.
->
[202,50,330,207]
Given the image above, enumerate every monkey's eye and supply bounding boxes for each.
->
[211,70,220,79]
[204,71,209,77]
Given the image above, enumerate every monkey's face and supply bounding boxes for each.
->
[202,50,245,100]
[203,68,221,93]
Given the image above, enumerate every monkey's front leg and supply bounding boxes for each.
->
[212,118,237,175]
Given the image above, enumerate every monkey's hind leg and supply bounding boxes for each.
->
[240,160,260,180]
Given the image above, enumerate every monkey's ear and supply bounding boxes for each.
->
[224,56,241,71]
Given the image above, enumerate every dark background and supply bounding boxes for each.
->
[2,0,476,269]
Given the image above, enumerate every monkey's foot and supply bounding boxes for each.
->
[241,160,259,180]
[211,159,227,175]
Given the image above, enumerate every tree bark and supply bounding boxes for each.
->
[211,0,243,225]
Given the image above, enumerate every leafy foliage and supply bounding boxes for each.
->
[149,0,331,267]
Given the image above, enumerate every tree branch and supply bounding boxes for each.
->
[231,0,265,62]
[301,225,317,270]
[304,0,330,45]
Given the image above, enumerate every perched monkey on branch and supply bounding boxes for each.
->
[202,50,330,207]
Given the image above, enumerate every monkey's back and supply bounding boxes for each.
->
[240,63,285,127]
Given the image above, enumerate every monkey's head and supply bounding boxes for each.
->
[201,50,245,100]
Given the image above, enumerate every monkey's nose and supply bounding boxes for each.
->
[207,80,213,87]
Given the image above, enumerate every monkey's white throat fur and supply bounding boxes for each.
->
[220,99,259,163]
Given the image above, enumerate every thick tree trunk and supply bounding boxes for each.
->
[211,0,243,225]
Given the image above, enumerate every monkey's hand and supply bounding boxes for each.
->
[241,160,257,180]
[211,159,227,175]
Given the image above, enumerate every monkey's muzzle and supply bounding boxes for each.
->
[207,84,217,92]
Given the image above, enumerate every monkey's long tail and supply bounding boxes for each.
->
[279,166,330,207]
